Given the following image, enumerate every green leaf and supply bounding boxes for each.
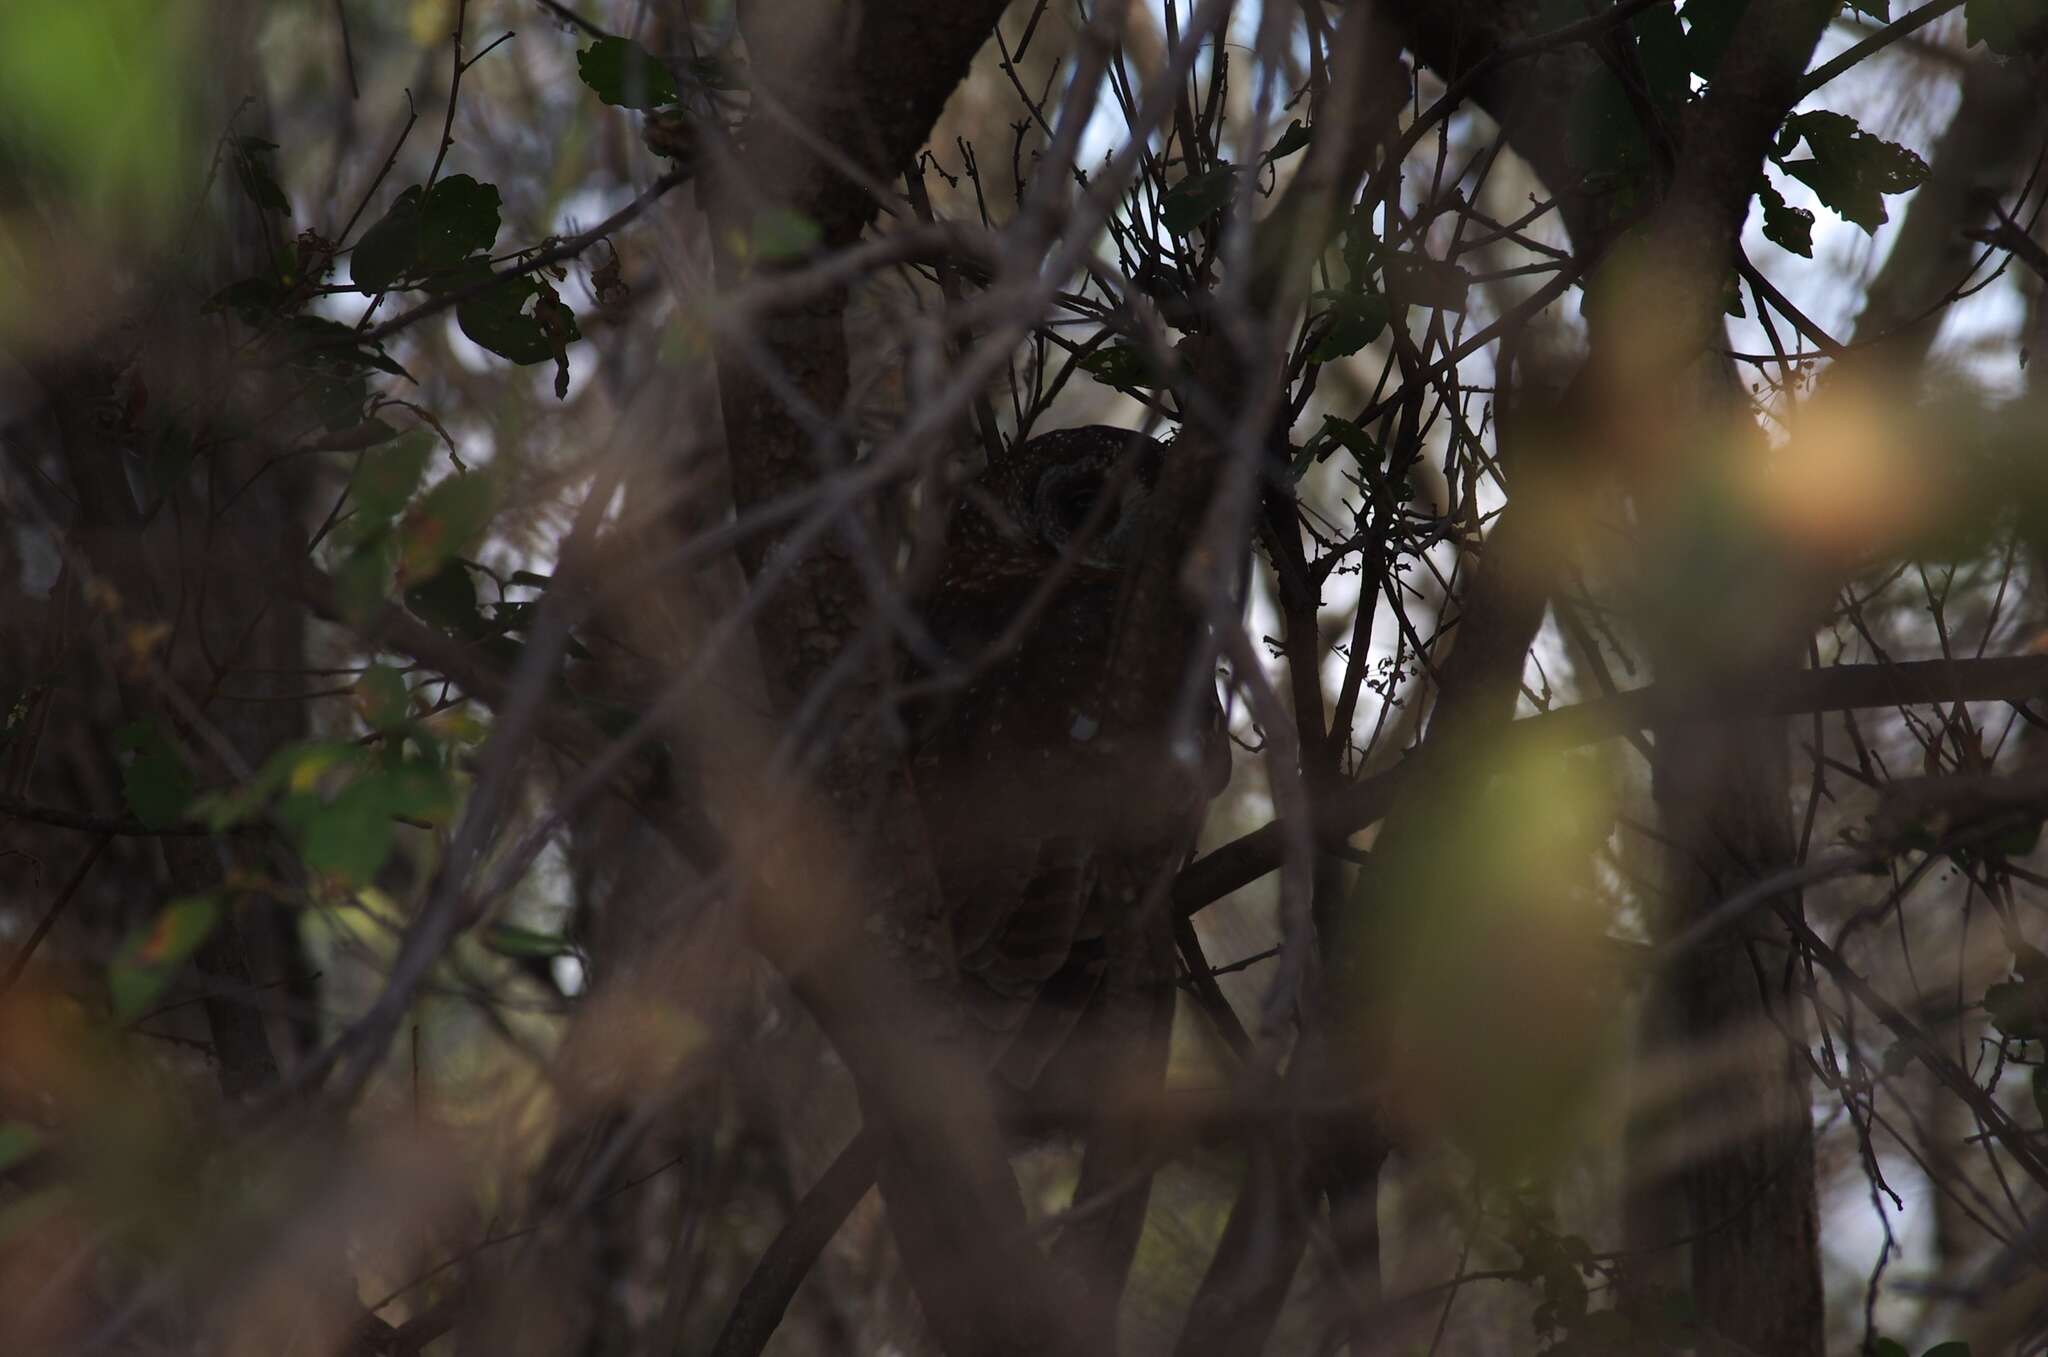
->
[356,664,410,729]
[447,260,582,374]
[115,720,192,829]
[0,1123,44,1173]
[1757,179,1815,257]
[748,207,822,262]
[399,476,498,588]
[1922,1341,1975,1357]
[233,136,290,216]
[481,923,577,959]
[1162,164,1238,235]
[1316,415,1382,467]
[300,777,397,883]
[1984,976,2048,1040]
[336,531,398,623]
[1846,0,1889,18]
[1263,120,1311,163]
[191,739,355,829]
[1778,109,1930,235]
[1339,207,1378,284]
[1309,287,1390,361]
[351,429,435,525]
[299,763,457,883]
[577,35,680,109]
[284,315,410,379]
[352,175,503,295]
[405,560,491,639]
[1873,1340,1910,1357]
[1075,342,1165,390]
[206,275,293,321]
[0,1,199,227]
[1966,0,2037,54]
[374,762,458,824]
[269,318,385,432]
[284,358,372,431]
[109,894,221,1022]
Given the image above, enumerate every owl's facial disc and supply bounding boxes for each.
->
[1043,470,1100,537]
[1034,463,1136,566]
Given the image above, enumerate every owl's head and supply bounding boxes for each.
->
[979,424,1167,570]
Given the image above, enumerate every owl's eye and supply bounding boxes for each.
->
[1035,467,1105,547]
[1051,480,1098,534]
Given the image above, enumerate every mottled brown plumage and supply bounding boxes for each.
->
[909,425,1220,1097]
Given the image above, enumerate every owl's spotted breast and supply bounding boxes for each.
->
[907,424,1208,1095]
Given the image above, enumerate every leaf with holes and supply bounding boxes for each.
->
[1778,109,1929,235]
[445,259,581,380]
[1757,179,1815,257]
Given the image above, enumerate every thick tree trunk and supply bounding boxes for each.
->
[697,4,1098,1352]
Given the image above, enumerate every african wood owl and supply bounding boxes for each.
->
[908,424,1225,1108]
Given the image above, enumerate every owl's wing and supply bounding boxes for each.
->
[909,570,1136,1080]
[910,695,1109,1070]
